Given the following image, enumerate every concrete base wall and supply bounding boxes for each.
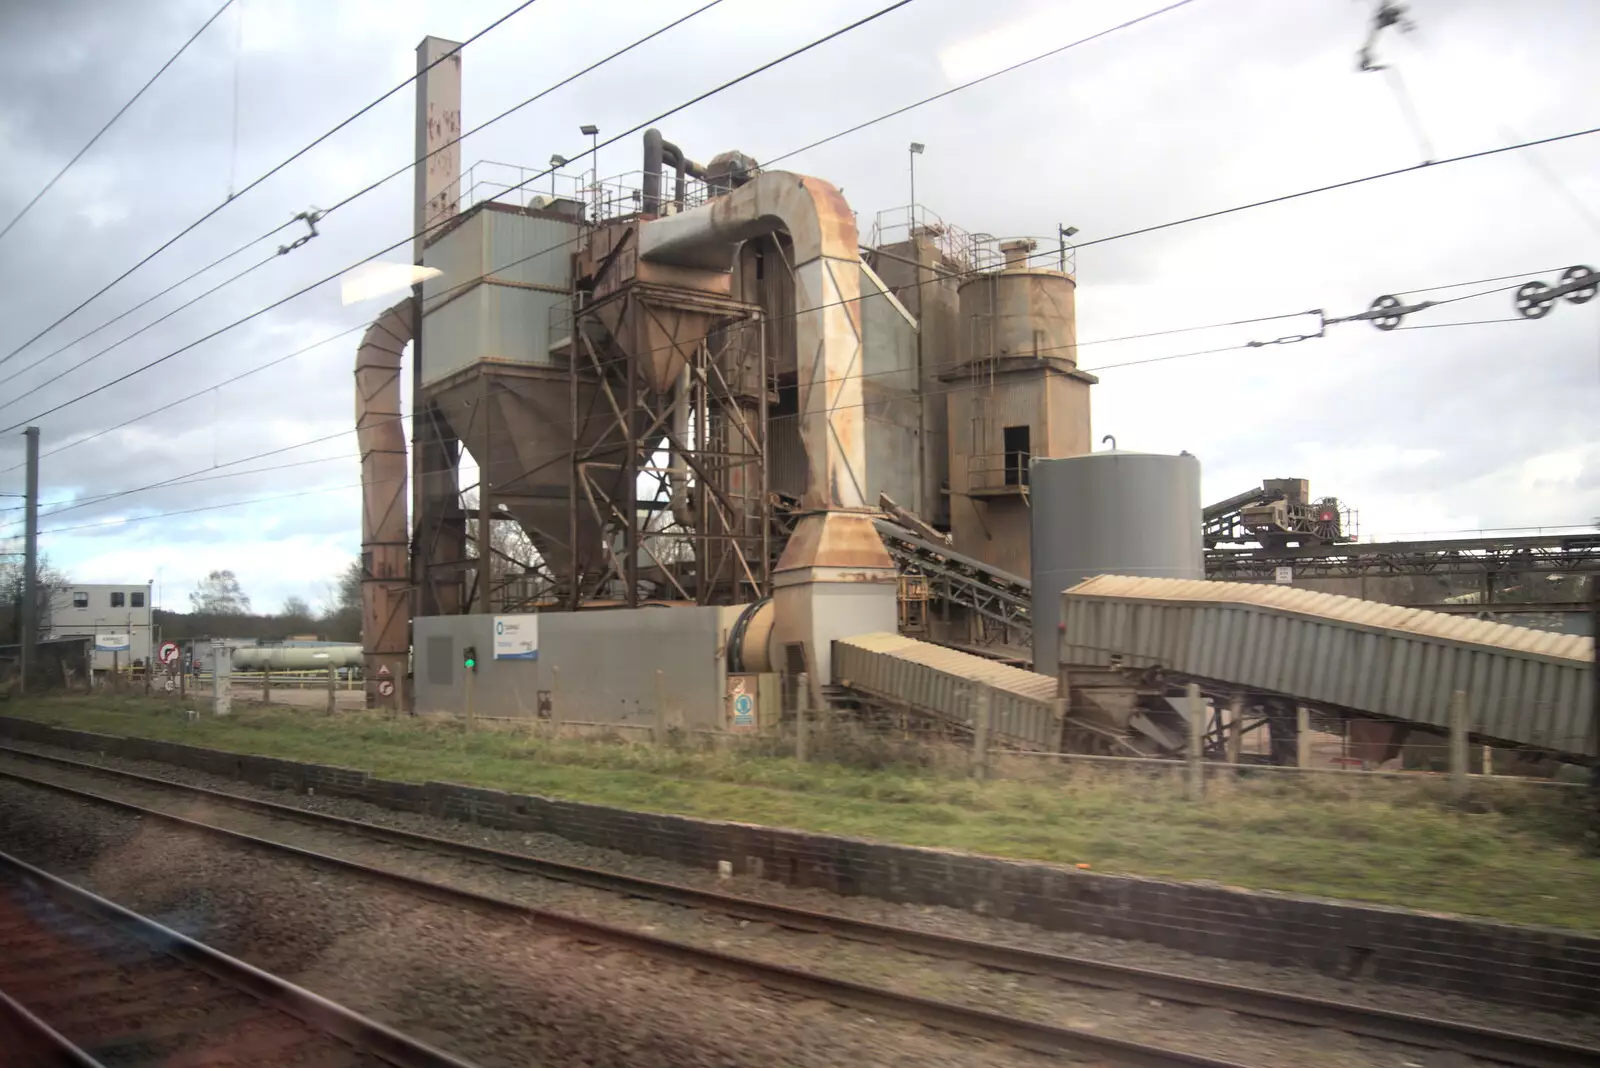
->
[3,715,1595,1014]
[413,607,731,730]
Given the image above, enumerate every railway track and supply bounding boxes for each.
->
[0,743,1592,1068]
[0,845,478,1068]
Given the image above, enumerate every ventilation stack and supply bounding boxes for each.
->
[354,299,414,709]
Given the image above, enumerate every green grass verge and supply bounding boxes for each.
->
[5,695,1598,931]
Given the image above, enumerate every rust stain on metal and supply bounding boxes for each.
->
[355,298,415,711]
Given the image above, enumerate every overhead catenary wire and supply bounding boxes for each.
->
[0,0,726,399]
[1068,124,1600,254]
[9,12,1590,511]
[0,266,1545,535]
[759,0,1200,168]
[15,0,1587,437]
[0,0,1170,410]
[0,225,1564,509]
[0,0,729,404]
[0,0,238,247]
[0,0,922,436]
[0,0,546,375]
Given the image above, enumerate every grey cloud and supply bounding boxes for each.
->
[1,0,1597,599]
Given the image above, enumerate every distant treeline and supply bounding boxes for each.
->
[154,607,359,644]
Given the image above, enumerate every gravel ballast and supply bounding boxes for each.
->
[0,777,1065,1068]
[1,739,1591,1057]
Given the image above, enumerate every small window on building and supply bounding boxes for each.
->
[72,591,89,609]
[110,591,125,608]
[1003,425,1031,487]
[130,591,145,608]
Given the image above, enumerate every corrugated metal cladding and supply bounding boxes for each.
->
[834,633,1061,750]
[1059,576,1596,758]
[422,287,567,385]
[421,207,576,386]
[768,413,806,498]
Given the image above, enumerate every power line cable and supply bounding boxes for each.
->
[760,0,1200,168]
[0,253,279,415]
[13,17,1592,446]
[0,0,1164,407]
[0,0,545,374]
[1069,124,1600,254]
[0,0,238,247]
[2,267,1545,532]
[2,234,1565,501]
[0,0,726,400]
[0,0,921,435]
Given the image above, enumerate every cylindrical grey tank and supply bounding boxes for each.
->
[1030,451,1203,678]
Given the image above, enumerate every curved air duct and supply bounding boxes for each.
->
[639,171,897,695]
[641,171,872,512]
[355,298,413,710]
[642,128,706,215]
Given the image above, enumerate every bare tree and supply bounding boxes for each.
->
[189,570,251,615]
[463,494,544,586]
[1,554,70,642]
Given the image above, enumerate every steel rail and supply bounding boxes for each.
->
[0,984,104,1067]
[0,745,1592,1068]
[0,759,1252,1068]
[0,847,482,1068]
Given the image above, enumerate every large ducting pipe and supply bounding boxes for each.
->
[355,298,414,710]
[640,171,898,702]
[642,128,706,216]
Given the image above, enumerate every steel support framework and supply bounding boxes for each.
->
[874,520,1032,645]
[1207,534,1600,580]
[567,288,769,608]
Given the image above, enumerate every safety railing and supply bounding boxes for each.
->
[967,452,1031,493]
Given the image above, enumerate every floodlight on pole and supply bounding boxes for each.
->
[908,142,924,231]
[580,124,600,211]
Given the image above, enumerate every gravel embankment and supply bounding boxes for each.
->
[0,777,1063,1068]
[3,739,1592,1056]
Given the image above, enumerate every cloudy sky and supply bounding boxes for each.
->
[0,0,1595,614]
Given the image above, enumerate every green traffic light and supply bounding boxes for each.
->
[464,658,476,668]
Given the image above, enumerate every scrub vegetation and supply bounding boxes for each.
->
[7,695,1598,931]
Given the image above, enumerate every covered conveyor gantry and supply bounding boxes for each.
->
[1057,576,1597,763]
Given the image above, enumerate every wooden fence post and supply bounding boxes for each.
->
[1186,683,1205,800]
[1296,705,1312,769]
[795,673,809,763]
[972,688,991,781]
[1449,690,1470,801]
[326,666,337,714]
[1226,691,1244,766]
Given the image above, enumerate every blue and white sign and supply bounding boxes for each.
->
[493,615,539,660]
[731,692,755,727]
[95,632,131,653]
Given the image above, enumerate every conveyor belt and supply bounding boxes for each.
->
[874,520,1032,641]
[1060,575,1597,761]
